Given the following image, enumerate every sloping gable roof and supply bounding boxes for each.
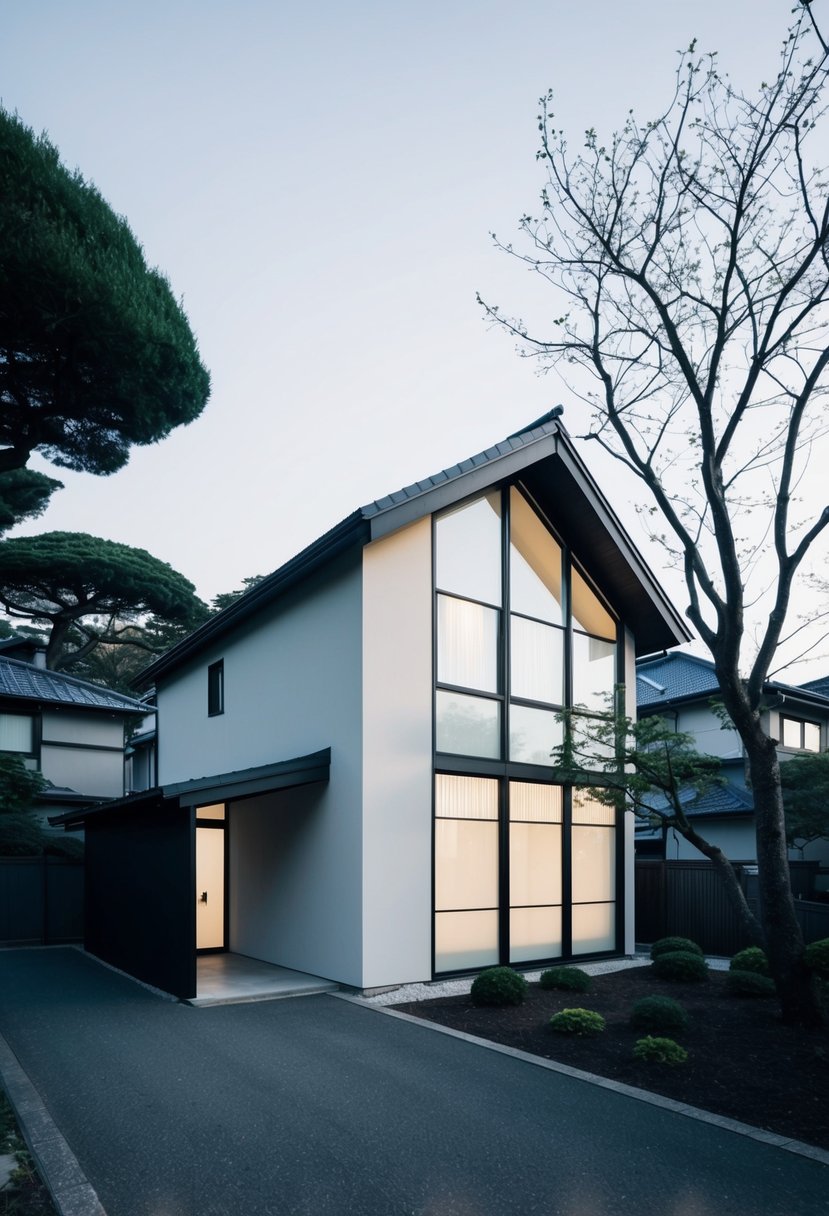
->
[0,656,148,714]
[799,674,829,700]
[138,409,692,686]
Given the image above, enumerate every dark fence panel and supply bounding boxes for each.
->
[0,858,84,945]
[636,860,829,954]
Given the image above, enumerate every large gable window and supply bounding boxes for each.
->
[433,484,622,974]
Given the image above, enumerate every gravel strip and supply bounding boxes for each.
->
[361,954,729,1006]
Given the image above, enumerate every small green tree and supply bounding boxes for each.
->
[780,751,829,851]
[0,754,47,857]
[0,107,210,482]
[0,532,208,671]
[554,709,764,946]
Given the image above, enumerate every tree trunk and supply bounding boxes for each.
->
[747,736,823,1026]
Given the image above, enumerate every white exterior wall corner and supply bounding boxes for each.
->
[157,551,365,986]
[361,516,433,988]
[623,627,637,954]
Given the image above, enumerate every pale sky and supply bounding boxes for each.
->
[2,1,826,676]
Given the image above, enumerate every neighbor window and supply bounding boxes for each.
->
[207,660,224,717]
[0,713,35,754]
[780,715,820,752]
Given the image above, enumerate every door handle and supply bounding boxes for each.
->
[200,891,208,903]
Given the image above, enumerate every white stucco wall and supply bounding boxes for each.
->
[675,703,743,760]
[40,709,125,797]
[157,551,365,985]
[361,517,433,987]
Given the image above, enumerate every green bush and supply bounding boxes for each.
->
[633,1036,688,1066]
[804,939,829,979]
[539,966,591,993]
[629,995,689,1034]
[725,969,776,998]
[0,813,46,857]
[549,1008,606,1036]
[470,966,528,1007]
[729,946,770,976]
[651,950,709,982]
[650,936,704,960]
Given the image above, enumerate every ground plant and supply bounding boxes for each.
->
[650,937,704,961]
[470,966,528,1007]
[804,939,829,978]
[629,995,689,1034]
[0,1092,55,1215]
[651,951,709,983]
[729,947,770,976]
[549,1008,606,1036]
[725,970,776,998]
[633,1036,688,1066]
[538,966,591,992]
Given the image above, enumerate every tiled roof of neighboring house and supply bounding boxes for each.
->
[0,657,148,714]
[638,780,755,826]
[799,674,829,699]
[137,409,692,687]
[637,650,829,712]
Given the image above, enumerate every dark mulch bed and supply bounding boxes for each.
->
[394,966,829,1151]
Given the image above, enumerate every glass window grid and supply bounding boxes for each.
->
[780,715,821,752]
[434,485,619,766]
[434,773,620,974]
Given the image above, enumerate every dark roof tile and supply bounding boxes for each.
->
[0,657,148,714]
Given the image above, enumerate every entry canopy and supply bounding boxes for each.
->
[50,748,331,828]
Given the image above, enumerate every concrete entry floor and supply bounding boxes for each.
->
[191,952,338,1006]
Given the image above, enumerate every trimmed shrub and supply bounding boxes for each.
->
[549,1008,606,1036]
[470,967,528,1007]
[726,969,776,998]
[651,950,709,982]
[629,995,689,1034]
[650,937,704,960]
[633,1036,688,1066]
[729,946,770,976]
[804,939,829,979]
[539,966,591,993]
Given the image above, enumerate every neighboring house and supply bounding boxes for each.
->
[635,650,829,868]
[0,643,152,822]
[54,410,690,1000]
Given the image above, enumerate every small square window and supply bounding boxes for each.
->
[208,660,224,717]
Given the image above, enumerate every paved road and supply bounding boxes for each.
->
[0,948,825,1216]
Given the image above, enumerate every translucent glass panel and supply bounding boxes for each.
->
[435,820,498,910]
[435,773,500,973]
[435,492,502,607]
[509,704,562,767]
[435,774,498,819]
[435,910,499,971]
[0,714,34,753]
[196,803,226,820]
[804,721,821,752]
[436,690,501,758]
[571,567,616,640]
[437,595,499,693]
[781,716,821,751]
[510,906,562,963]
[572,790,615,824]
[509,489,563,624]
[572,903,615,953]
[510,616,564,705]
[509,781,562,823]
[572,826,616,902]
[510,823,562,906]
[570,713,617,770]
[572,633,616,713]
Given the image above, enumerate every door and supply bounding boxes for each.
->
[196,824,226,950]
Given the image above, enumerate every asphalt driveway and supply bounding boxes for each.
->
[0,948,826,1216]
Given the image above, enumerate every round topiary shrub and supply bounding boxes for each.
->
[725,969,776,998]
[539,966,591,993]
[650,936,704,961]
[651,950,709,982]
[549,1008,606,1036]
[729,946,770,976]
[804,938,829,979]
[470,966,528,1007]
[633,1036,688,1066]
[629,995,689,1034]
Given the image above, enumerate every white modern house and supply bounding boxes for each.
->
[57,410,690,999]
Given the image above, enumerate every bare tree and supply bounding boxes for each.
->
[481,5,829,1023]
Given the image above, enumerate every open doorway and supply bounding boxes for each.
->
[196,804,226,951]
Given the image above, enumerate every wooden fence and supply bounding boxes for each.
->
[0,857,84,945]
[635,859,829,955]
